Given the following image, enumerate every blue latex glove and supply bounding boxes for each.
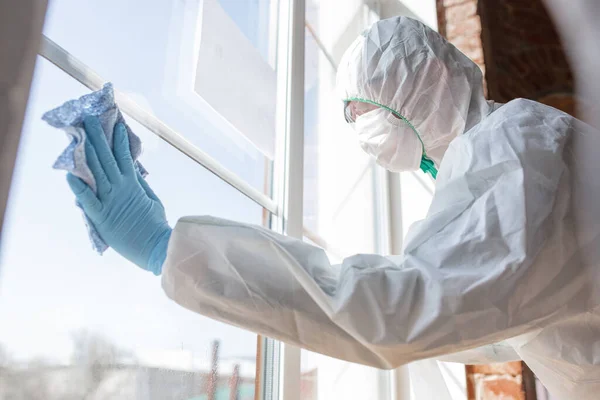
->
[66,116,171,275]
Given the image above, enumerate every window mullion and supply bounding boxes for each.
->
[388,172,412,400]
[269,0,305,398]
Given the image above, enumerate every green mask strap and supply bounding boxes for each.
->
[344,97,438,179]
[420,157,438,179]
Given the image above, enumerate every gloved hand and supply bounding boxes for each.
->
[66,116,171,275]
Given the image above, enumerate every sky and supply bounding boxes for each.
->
[0,0,280,369]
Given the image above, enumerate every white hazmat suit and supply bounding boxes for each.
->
[161,17,600,399]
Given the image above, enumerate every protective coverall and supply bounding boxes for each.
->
[67,17,600,399]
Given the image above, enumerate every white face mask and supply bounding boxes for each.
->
[354,107,423,172]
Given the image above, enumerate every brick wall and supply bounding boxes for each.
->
[483,0,575,116]
[465,362,538,400]
[466,363,523,400]
[437,0,575,116]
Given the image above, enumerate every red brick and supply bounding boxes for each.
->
[538,93,577,116]
[468,52,483,63]
[463,48,484,64]
[445,1,478,23]
[446,16,482,40]
[479,376,524,400]
[471,362,522,376]
[450,35,482,52]
[451,35,483,56]
[438,0,486,92]
[510,56,531,77]
[443,0,472,7]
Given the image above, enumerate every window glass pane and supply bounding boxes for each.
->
[302,2,385,399]
[301,351,385,400]
[0,58,260,399]
[303,4,377,257]
[43,0,279,196]
[399,171,435,238]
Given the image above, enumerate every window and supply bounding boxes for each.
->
[0,0,464,399]
[1,0,287,398]
[303,0,381,260]
[0,58,262,399]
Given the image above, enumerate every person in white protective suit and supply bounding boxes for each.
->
[67,17,600,399]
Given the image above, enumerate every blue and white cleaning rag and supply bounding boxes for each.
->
[42,83,147,254]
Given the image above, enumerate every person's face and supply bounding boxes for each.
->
[344,101,379,123]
